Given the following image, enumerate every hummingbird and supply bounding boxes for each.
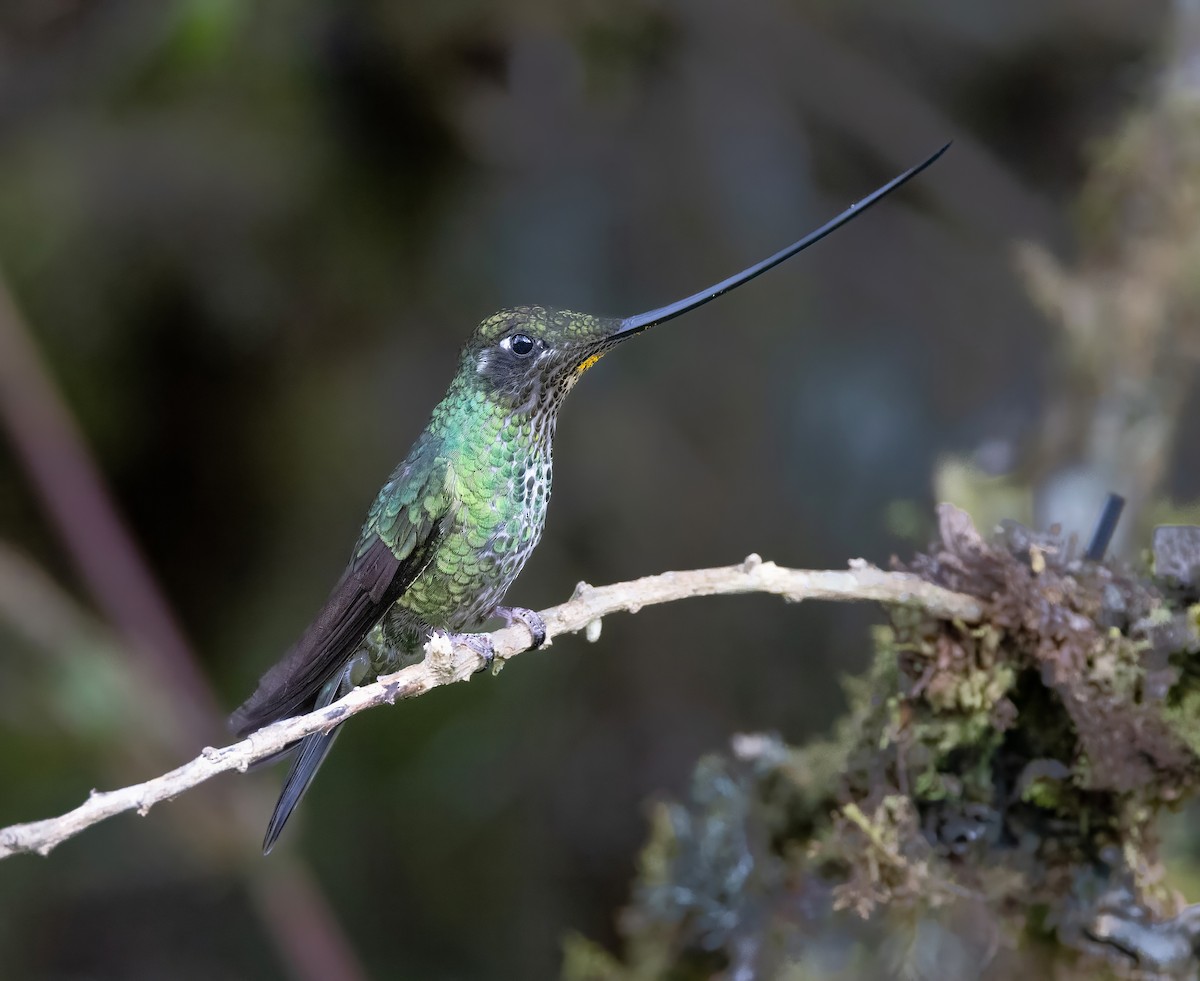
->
[231,143,949,853]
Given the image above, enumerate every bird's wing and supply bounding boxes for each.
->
[230,455,453,737]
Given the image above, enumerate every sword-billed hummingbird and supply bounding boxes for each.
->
[231,144,949,853]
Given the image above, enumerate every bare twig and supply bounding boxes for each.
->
[0,557,981,861]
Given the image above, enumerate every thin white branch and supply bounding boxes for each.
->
[0,557,982,860]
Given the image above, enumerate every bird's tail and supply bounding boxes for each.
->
[260,648,370,854]
[262,726,342,854]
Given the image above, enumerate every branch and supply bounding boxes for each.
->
[0,557,982,860]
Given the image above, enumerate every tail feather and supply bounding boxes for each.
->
[262,726,342,854]
[257,649,371,853]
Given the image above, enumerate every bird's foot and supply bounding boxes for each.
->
[492,605,547,650]
[434,629,497,673]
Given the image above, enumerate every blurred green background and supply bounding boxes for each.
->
[0,0,1190,978]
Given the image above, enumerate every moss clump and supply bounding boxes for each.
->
[566,508,1200,980]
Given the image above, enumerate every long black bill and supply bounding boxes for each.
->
[614,142,950,337]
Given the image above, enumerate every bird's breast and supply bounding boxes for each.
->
[397,412,555,628]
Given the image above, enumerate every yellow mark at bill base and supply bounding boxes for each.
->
[575,353,604,376]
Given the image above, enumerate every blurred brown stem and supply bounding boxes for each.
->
[0,276,366,980]
[0,271,216,739]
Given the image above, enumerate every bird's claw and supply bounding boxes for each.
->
[493,605,547,649]
[432,629,496,673]
[464,632,497,671]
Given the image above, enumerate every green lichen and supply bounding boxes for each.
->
[1021,775,1071,812]
[1162,686,1200,757]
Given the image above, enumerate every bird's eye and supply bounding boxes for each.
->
[507,333,536,357]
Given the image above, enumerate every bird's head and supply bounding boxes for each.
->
[459,305,627,413]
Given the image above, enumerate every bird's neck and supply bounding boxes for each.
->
[430,372,558,460]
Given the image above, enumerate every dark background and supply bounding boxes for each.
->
[0,1,1186,978]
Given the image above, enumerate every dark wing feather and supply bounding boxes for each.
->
[230,520,443,738]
